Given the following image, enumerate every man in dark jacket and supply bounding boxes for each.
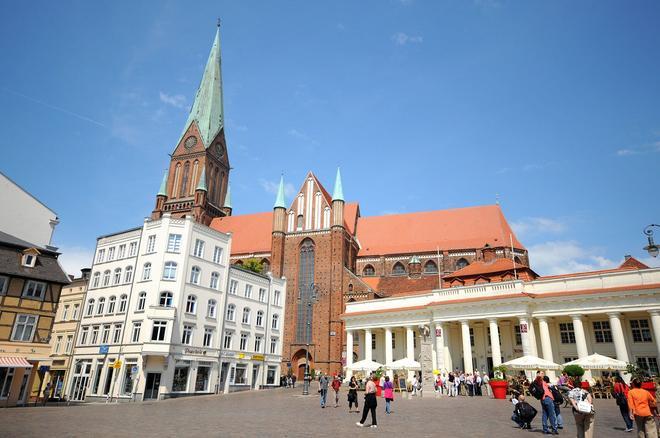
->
[513,394,538,429]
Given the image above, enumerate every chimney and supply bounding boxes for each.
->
[624,255,632,261]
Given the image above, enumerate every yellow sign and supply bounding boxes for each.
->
[113,360,122,369]
[432,369,440,375]
[253,354,264,361]
[237,353,245,359]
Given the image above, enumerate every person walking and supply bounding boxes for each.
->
[348,376,359,413]
[483,372,492,398]
[533,371,558,435]
[613,376,634,432]
[383,376,394,414]
[411,374,419,396]
[331,375,341,408]
[448,372,457,397]
[319,374,329,408]
[568,377,595,438]
[627,378,659,438]
[291,375,297,389]
[357,374,378,428]
[544,376,564,430]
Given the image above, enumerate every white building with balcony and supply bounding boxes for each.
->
[66,213,286,402]
[343,262,660,382]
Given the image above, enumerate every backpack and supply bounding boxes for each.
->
[550,385,563,405]
[614,390,627,406]
[529,381,544,400]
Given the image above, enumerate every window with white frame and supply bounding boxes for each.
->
[65,335,72,353]
[273,290,281,306]
[186,295,197,314]
[190,266,201,284]
[258,288,266,302]
[131,322,142,343]
[514,325,522,345]
[151,320,167,341]
[108,247,115,260]
[167,234,182,253]
[636,357,659,375]
[23,280,47,299]
[142,263,151,281]
[210,272,220,289]
[229,280,238,295]
[207,299,217,318]
[86,299,95,316]
[101,325,110,343]
[203,328,213,347]
[213,246,223,264]
[630,319,653,343]
[112,324,122,343]
[22,253,36,267]
[163,262,177,280]
[119,295,128,313]
[559,323,576,344]
[226,304,236,321]
[254,335,262,352]
[97,298,105,315]
[593,321,613,343]
[11,314,38,342]
[118,244,126,259]
[223,331,233,349]
[242,307,251,324]
[102,270,110,286]
[193,239,205,258]
[271,314,279,330]
[124,266,133,283]
[244,284,252,299]
[159,292,173,307]
[96,248,106,263]
[240,333,249,351]
[91,272,100,288]
[270,337,278,354]
[136,292,146,311]
[107,296,116,314]
[79,326,89,345]
[113,268,121,285]
[128,241,137,257]
[146,235,156,253]
[72,304,79,320]
[182,325,193,345]
[256,310,264,327]
[91,325,99,344]
[62,305,69,321]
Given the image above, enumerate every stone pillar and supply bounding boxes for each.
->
[461,320,473,374]
[649,311,660,358]
[528,317,539,357]
[406,326,415,360]
[500,320,513,362]
[488,319,502,368]
[608,313,629,363]
[419,327,435,397]
[346,330,354,379]
[365,329,372,363]
[518,316,533,357]
[537,317,556,379]
[571,315,592,381]
[385,328,393,378]
[435,323,446,372]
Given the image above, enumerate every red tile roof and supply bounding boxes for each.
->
[538,256,650,280]
[210,212,273,255]
[444,258,529,278]
[356,205,524,256]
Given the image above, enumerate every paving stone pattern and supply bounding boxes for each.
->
[0,388,637,437]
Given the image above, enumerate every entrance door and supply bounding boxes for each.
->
[144,373,161,400]
[297,364,306,381]
[70,361,92,401]
[251,366,259,389]
[17,374,30,405]
[219,363,229,392]
[486,357,493,377]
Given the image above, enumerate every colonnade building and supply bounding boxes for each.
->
[343,258,660,380]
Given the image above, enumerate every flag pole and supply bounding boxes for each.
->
[436,246,442,289]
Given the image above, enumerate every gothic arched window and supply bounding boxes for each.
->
[180,161,190,197]
[424,260,438,274]
[362,265,375,276]
[392,262,406,275]
[456,258,469,270]
[297,239,315,343]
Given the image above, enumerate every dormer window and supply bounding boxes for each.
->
[22,254,36,267]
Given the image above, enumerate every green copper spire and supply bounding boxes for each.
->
[157,171,168,196]
[223,184,232,209]
[332,167,344,202]
[274,175,287,209]
[178,26,225,148]
[196,167,207,192]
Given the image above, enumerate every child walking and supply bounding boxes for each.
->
[383,376,394,414]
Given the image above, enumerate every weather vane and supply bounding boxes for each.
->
[217,18,221,28]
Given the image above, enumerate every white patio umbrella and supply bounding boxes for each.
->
[563,353,627,370]
[502,355,561,370]
[347,359,383,372]
[385,357,422,371]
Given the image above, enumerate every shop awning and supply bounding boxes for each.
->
[0,357,33,368]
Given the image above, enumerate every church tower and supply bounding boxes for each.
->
[151,24,230,225]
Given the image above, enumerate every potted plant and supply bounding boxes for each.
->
[489,365,509,399]
[626,363,657,397]
[563,365,588,389]
[373,366,384,397]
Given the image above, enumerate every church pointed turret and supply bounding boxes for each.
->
[274,175,287,209]
[332,167,344,201]
[179,25,225,148]
[157,171,169,197]
[196,167,207,192]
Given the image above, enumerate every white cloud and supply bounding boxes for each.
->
[639,256,660,268]
[56,245,95,277]
[391,32,423,46]
[159,91,187,109]
[616,140,660,157]
[259,178,296,199]
[511,217,566,238]
[527,240,618,276]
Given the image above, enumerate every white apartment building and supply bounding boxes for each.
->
[66,214,286,402]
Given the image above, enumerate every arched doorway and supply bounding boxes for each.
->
[291,349,313,381]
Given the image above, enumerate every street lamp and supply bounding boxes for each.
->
[643,224,660,258]
[297,284,318,396]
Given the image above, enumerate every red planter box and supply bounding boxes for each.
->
[490,380,508,399]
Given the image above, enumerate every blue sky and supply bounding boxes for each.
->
[1,0,659,276]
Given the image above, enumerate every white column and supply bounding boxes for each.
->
[406,326,415,360]
[435,323,446,372]
[365,329,373,363]
[346,330,354,379]
[649,311,660,358]
[537,317,556,379]
[488,318,502,367]
[571,314,592,381]
[528,317,539,357]
[518,316,533,357]
[461,320,473,373]
[443,324,453,372]
[385,328,393,378]
[607,313,629,363]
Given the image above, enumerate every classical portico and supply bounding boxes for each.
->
[344,268,660,381]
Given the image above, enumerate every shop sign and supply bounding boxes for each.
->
[39,365,50,373]
[220,351,236,358]
[435,328,442,337]
[99,345,109,354]
[252,355,265,361]
[113,360,122,369]
[330,331,336,336]
[131,366,139,374]
[519,323,528,333]
[184,348,207,356]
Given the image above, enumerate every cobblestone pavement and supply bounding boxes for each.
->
[0,389,637,437]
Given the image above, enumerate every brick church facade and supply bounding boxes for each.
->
[151,26,534,378]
